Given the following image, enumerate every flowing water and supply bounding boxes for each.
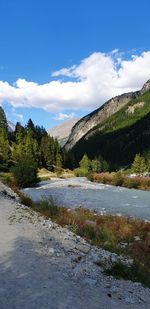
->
[22,177,150,220]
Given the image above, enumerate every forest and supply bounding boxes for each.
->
[0,106,66,186]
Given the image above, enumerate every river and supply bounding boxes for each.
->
[22,177,150,220]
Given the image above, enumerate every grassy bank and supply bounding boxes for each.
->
[90,172,150,190]
[17,190,150,288]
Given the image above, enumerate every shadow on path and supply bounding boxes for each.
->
[0,236,109,309]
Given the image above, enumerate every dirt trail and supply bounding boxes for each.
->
[0,182,150,309]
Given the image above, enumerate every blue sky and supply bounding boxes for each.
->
[0,0,150,129]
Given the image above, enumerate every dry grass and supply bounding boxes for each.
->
[92,172,150,190]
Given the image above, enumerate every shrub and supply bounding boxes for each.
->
[74,167,89,177]
[123,178,140,189]
[112,171,124,186]
[11,156,38,188]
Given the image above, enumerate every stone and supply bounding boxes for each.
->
[75,243,90,254]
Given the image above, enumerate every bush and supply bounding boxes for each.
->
[112,171,124,186]
[11,156,38,188]
[74,167,89,177]
[123,178,140,189]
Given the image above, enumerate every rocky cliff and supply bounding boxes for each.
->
[48,118,79,146]
[65,80,150,151]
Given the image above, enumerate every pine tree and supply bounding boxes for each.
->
[0,128,10,170]
[15,122,25,144]
[91,158,102,172]
[55,152,62,176]
[131,154,147,174]
[79,154,91,171]
[0,106,8,133]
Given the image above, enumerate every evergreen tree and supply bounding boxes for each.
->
[143,150,150,172]
[0,106,8,133]
[40,135,55,170]
[131,154,147,174]
[79,154,91,171]
[91,158,102,172]
[55,152,62,176]
[15,122,25,144]
[0,128,10,170]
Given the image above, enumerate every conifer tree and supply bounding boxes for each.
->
[0,106,8,133]
[79,154,91,171]
[15,122,25,144]
[131,154,147,174]
[55,152,62,176]
[0,128,10,170]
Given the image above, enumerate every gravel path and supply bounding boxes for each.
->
[0,182,150,308]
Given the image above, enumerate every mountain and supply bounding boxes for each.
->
[65,80,150,152]
[48,118,79,146]
[8,121,15,132]
[65,80,150,168]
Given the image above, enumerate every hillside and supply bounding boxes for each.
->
[65,80,150,152]
[67,81,150,168]
[48,118,79,146]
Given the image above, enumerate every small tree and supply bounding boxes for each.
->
[0,128,10,170]
[11,155,38,188]
[55,153,62,176]
[79,154,91,171]
[131,154,147,174]
[91,158,102,172]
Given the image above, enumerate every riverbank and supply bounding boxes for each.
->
[0,180,150,308]
[22,177,150,220]
[91,172,150,190]
[19,190,150,288]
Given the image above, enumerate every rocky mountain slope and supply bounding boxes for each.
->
[48,118,79,146]
[69,82,150,167]
[65,80,150,151]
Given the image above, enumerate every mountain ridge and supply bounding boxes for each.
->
[69,83,150,168]
[65,80,150,151]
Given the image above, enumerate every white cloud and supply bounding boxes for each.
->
[53,112,76,121]
[0,50,150,114]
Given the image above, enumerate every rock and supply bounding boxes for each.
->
[75,243,90,254]
[48,248,55,255]
[134,236,141,241]
[125,296,136,304]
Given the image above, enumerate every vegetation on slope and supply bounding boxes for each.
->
[71,91,150,168]
[89,90,150,134]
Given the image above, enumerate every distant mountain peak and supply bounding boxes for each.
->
[48,118,80,146]
[7,121,15,132]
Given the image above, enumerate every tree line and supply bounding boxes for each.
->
[0,107,66,186]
